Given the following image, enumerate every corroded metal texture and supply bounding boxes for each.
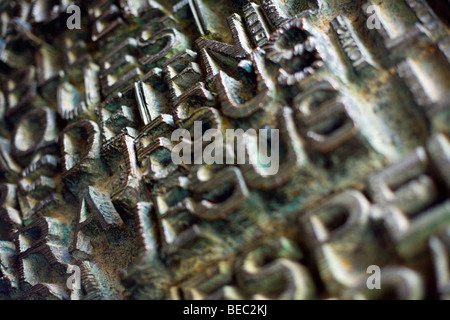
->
[0,0,449,300]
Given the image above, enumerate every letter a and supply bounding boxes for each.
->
[66,265,81,290]
[366,5,381,30]
[67,5,81,30]
[366,265,381,289]
[203,129,224,165]
[171,129,192,165]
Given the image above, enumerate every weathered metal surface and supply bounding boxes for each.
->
[0,0,449,300]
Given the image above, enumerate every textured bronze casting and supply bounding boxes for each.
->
[0,0,449,300]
